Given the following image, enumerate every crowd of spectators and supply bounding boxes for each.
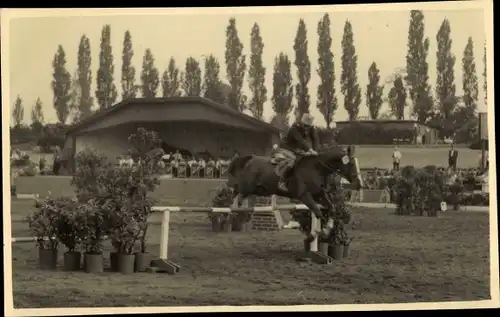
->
[116,149,234,179]
[11,144,489,198]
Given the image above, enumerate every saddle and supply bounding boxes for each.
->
[270,153,295,177]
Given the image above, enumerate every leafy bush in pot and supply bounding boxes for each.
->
[79,198,107,254]
[71,148,109,202]
[394,165,447,216]
[27,197,72,250]
[126,127,163,253]
[53,197,86,252]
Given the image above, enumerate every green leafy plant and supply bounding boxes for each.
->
[53,197,86,252]
[27,196,73,250]
[71,148,109,202]
[126,127,163,253]
[80,198,107,254]
[394,165,447,216]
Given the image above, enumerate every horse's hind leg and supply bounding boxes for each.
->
[300,192,323,221]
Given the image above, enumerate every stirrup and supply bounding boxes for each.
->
[278,179,287,190]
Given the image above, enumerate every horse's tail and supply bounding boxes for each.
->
[227,155,253,176]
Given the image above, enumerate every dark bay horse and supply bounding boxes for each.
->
[227,146,361,236]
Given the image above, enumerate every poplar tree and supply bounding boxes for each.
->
[293,19,311,117]
[182,57,202,97]
[405,10,432,123]
[316,13,337,127]
[272,53,294,122]
[388,76,407,120]
[161,57,182,97]
[225,18,247,111]
[203,54,225,104]
[366,62,384,120]
[140,48,160,98]
[248,22,267,120]
[121,30,137,100]
[77,34,93,119]
[340,20,361,121]
[12,95,24,127]
[31,97,44,124]
[51,45,71,124]
[436,18,456,119]
[96,25,118,109]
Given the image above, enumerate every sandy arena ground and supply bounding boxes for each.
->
[9,199,491,308]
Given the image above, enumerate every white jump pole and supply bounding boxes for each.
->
[159,209,171,260]
[151,206,181,274]
[310,213,319,252]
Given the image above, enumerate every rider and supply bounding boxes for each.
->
[277,112,319,190]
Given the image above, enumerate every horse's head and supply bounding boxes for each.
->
[320,145,361,190]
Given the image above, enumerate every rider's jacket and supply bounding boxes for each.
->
[280,122,319,154]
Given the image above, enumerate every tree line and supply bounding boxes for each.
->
[12,10,487,143]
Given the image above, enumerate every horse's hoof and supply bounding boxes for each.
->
[326,219,334,229]
[322,228,332,236]
[304,233,316,243]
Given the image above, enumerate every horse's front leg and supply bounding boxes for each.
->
[299,191,324,239]
[319,190,335,234]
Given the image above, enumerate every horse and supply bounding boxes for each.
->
[227,146,361,236]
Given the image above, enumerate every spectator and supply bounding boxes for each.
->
[171,157,179,177]
[198,157,206,178]
[392,146,402,172]
[162,152,171,162]
[53,145,62,175]
[379,178,391,204]
[215,157,222,178]
[157,159,166,172]
[39,155,46,174]
[206,157,215,177]
[448,144,458,172]
[173,150,183,162]
[187,156,198,177]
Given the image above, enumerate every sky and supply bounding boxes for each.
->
[2,2,490,127]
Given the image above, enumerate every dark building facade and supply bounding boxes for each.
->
[63,97,280,171]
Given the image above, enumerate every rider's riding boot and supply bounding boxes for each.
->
[277,164,292,190]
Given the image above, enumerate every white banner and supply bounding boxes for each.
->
[479,112,488,140]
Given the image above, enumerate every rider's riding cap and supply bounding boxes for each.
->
[300,113,314,126]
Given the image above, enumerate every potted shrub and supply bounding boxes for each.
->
[211,185,235,232]
[127,127,163,271]
[53,197,86,271]
[80,199,107,274]
[339,229,353,258]
[101,192,142,274]
[133,198,155,272]
[71,148,109,203]
[27,197,62,270]
[327,220,344,260]
[109,214,140,274]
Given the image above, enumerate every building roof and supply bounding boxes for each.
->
[66,97,280,135]
[336,119,421,124]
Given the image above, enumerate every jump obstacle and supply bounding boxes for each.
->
[11,194,332,272]
[149,196,333,272]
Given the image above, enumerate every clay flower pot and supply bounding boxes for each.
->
[318,242,329,256]
[328,244,344,260]
[342,244,350,258]
[38,248,58,270]
[63,251,81,271]
[117,253,135,274]
[134,252,151,272]
[83,253,104,273]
